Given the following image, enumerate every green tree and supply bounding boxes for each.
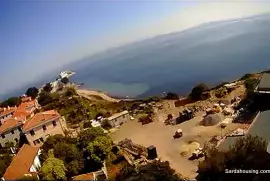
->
[43,83,53,93]
[53,142,84,177]
[38,91,53,106]
[165,92,179,100]
[77,127,106,149]
[244,78,258,96]
[190,83,209,101]
[61,77,69,84]
[65,87,76,97]
[87,136,113,163]
[40,135,76,162]
[25,87,39,99]
[0,97,21,107]
[0,154,12,177]
[115,160,184,181]
[197,135,270,181]
[40,150,67,181]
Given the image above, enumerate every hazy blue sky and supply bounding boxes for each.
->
[0,0,270,96]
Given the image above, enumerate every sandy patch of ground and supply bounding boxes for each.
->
[110,111,249,179]
[77,89,120,102]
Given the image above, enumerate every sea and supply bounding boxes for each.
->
[2,15,270,100]
[68,14,270,99]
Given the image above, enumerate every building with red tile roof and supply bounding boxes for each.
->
[0,117,25,147]
[23,110,67,146]
[0,107,17,125]
[3,144,41,180]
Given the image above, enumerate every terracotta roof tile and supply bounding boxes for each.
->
[13,110,31,118]
[23,110,60,132]
[3,144,40,180]
[72,173,95,180]
[0,117,24,134]
[17,100,36,113]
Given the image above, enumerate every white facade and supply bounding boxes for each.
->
[29,150,41,172]
[108,111,130,127]
[59,70,75,79]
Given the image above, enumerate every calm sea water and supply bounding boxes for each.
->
[70,15,270,98]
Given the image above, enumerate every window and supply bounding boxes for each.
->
[40,137,44,142]
[42,125,47,131]
[1,134,5,139]
[30,130,35,136]
[14,138,18,142]
[18,127,22,132]
[33,139,40,146]
[52,120,57,127]
[11,130,14,134]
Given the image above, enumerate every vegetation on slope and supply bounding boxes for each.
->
[197,135,270,181]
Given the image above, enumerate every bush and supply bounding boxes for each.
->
[0,97,21,107]
[244,78,258,91]
[244,78,258,97]
[83,121,92,129]
[65,87,76,97]
[43,83,53,93]
[240,73,252,81]
[101,119,112,130]
[115,160,184,181]
[215,87,228,98]
[25,87,39,99]
[61,77,69,84]
[139,115,153,125]
[38,91,53,106]
[165,92,179,100]
[190,83,209,100]
[197,135,270,181]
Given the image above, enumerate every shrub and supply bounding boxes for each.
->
[38,91,53,106]
[215,87,228,98]
[43,83,53,93]
[25,87,39,99]
[239,73,252,80]
[61,77,69,84]
[83,121,92,129]
[190,83,209,100]
[165,92,179,100]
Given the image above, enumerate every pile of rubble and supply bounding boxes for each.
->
[117,139,148,166]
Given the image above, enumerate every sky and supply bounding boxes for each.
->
[0,0,270,97]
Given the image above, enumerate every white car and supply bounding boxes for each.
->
[192,148,204,159]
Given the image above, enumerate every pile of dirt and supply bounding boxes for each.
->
[201,113,224,126]
[179,141,200,157]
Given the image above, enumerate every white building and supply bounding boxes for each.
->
[59,70,75,79]
[107,110,130,127]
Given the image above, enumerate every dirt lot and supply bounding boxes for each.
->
[110,113,248,179]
